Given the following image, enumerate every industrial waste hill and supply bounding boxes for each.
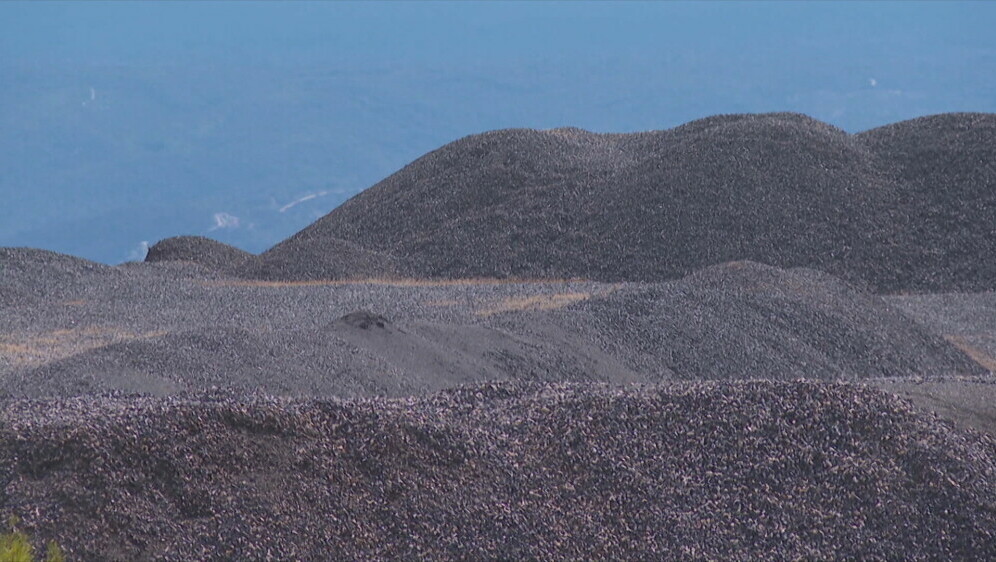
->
[149,112,996,293]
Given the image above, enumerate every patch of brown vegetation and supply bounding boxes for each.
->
[424,299,461,307]
[945,335,996,372]
[0,327,167,368]
[475,292,594,316]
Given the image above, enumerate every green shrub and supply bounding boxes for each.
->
[0,517,64,562]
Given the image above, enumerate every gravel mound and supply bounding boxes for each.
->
[145,234,406,281]
[242,234,407,281]
[145,236,253,274]
[857,113,996,291]
[0,285,28,307]
[886,291,996,376]
[548,261,985,381]
[0,247,122,302]
[2,381,994,560]
[6,262,980,400]
[276,112,993,292]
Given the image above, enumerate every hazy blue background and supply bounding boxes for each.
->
[2,1,995,264]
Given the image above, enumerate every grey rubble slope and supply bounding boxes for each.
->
[6,111,996,560]
[247,112,995,292]
[3,382,995,561]
[3,261,983,400]
[0,247,121,304]
[147,234,407,281]
[856,113,996,290]
[549,261,984,382]
[144,236,253,274]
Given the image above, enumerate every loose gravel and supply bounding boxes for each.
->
[1,256,983,399]
[2,381,994,560]
[267,112,995,292]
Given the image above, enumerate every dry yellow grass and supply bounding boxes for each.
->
[475,291,596,316]
[0,327,166,368]
[204,277,588,288]
[424,299,461,307]
[945,335,996,372]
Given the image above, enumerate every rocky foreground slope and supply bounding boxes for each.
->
[5,111,996,559]
[2,382,995,560]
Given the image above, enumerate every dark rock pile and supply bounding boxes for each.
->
[145,236,252,274]
[2,381,994,560]
[244,234,407,281]
[549,261,985,381]
[7,111,996,560]
[0,247,121,302]
[856,113,996,291]
[264,112,994,292]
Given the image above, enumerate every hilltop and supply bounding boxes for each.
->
[203,112,995,292]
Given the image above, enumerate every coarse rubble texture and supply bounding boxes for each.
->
[145,236,253,274]
[856,113,996,291]
[245,234,408,281]
[264,112,995,292]
[1,256,985,399]
[0,247,123,304]
[1,382,995,561]
[544,262,985,382]
[886,290,996,375]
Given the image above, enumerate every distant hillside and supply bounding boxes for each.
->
[256,112,994,292]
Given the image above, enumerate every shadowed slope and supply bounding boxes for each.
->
[857,113,996,291]
[4,315,647,400]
